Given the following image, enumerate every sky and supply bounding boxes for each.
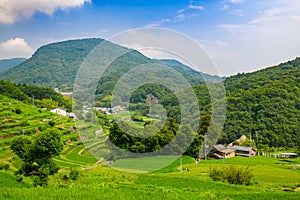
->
[0,0,300,76]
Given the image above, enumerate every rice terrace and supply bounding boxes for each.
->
[1,0,300,199]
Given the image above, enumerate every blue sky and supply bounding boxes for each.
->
[0,0,299,76]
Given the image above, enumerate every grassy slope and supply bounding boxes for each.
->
[0,94,76,165]
[0,95,300,199]
[1,154,300,199]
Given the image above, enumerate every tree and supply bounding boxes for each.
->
[11,128,63,186]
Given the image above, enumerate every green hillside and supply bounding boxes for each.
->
[221,57,300,148]
[0,58,26,73]
[0,39,222,92]
[0,80,72,111]
[0,39,104,89]
[0,94,75,161]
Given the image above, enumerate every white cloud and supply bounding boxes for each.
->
[188,5,204,10]
[0,0,91,24]
[228,0,245,4]
[222,4,229,10]
[145,18,170,28]
[0,37,34,59]
[177,9,186,14]
[175,14,186,22]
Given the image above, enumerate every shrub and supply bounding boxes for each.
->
[69,168,80,180]
[4,164,9,170]
[48,121,55,127]
[33,176,48,187]
[15,108,22,114]
[209,165,253,185]
[16,174,23,182]
[20,121,30,127]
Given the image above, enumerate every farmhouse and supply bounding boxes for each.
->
[50,108,76,119]
[209,144,257,159]
[231,146,256,157]
[210,144,236,159]
[50,108,67,116]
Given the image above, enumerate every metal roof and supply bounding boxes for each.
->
[281,153,298,156]
[231,145,254,152]
[213,144,226,151]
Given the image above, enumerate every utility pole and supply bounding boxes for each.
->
[32,95,34,110]
[255,132,259,155]
[204,134,207,160]
[249,131,252,147]
[180,154,182,174]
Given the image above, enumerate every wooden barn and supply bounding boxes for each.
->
[280,153,299,159]
[231,146,256,157]
[210,144,236,159]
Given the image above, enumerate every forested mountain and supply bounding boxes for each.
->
[0,58,26,72]
[0,39,222,91]
[221,58,300,148]
[0,38,299,149]
[0,39,104,89]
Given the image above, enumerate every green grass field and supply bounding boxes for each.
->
[1,154,300,199]
[1,94,300,199]
[1,156,300,200]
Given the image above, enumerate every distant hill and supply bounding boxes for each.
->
[0,39,221,91]
[0,39,103,90]
[0,58,26,72]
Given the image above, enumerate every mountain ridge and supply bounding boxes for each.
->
[0,58,27,73]
[0,38,222,90]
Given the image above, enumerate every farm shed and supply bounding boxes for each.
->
[280,153,298,159]
[210,145,236,159]
[231,146,256,157]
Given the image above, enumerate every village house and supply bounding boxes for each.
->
[95,106,125,115]
[210,144,236,159]
[230,145,256,157]
[50,108,67,116]
[50,108,76,119]
[209,144,257,159]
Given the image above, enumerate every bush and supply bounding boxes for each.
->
[69,168,80,180]
[16,174,23,182]
[4,164,9,170]
[0,163,9,170]
[15,108,22,114]
[33,176,48,187]
[20,121,30,127]
[209,165,253,185]
[48,121,55,127]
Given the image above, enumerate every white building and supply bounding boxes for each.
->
[50,108,67,117]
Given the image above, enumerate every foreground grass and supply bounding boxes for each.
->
[1,156,300,199]
[1,165,300,200]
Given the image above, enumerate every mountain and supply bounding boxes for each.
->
[221,57,300,148]
[0,39,221,91]
[0,39,104,90]
[0,58,26,73]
